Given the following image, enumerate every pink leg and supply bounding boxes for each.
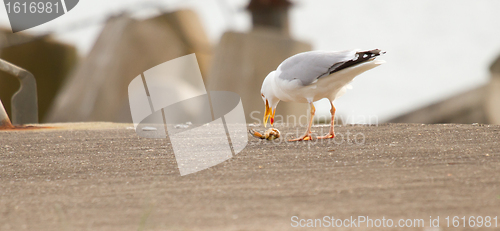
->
[317,101,336,139]
[288,102,315,141]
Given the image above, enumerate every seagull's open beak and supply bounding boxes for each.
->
[263,100,275,127]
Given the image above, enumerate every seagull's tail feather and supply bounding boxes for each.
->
[362,49,386,56]
[329,49,386,74]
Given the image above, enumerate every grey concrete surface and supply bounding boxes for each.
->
[0,123,499,231]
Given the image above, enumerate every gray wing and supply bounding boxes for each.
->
[277,49,383,86]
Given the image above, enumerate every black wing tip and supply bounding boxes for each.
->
[327,49,385,75]
[359,49,386,56]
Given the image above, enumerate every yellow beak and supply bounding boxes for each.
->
[263,100,275,127]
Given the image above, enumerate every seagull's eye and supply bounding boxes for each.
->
[261,93,265,98]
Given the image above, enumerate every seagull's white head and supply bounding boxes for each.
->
[261,71,280,127]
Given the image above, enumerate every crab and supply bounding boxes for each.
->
[249,128,281,141]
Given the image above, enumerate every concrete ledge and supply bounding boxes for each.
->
[0,123,499,230]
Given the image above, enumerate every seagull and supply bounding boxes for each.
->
[261,49,386,141]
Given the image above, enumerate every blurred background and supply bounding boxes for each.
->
[0,0,499,125]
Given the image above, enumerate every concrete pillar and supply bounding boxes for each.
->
[247,0,292,35]
[207,0,311,124]
[207,30,311,124]
[46,10,212,123]
[0,30,77,122]
[486,55,500,124]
